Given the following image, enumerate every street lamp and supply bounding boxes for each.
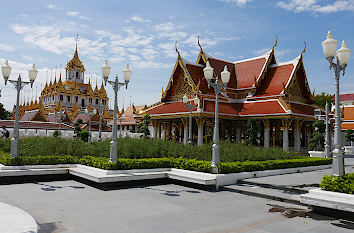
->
[322,31,351,176]
[1,60,38,157]
[55,109,63,136]
[183,93,199,144]
[101,60,132,163]
[314,102,332,158]
[97,101,104,141]
[85,108,97,144]
[203,61,230,173]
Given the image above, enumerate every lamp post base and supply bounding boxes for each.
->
[332,148,345,176]
[109,140,118,163]
[10,137,19,158]
[211,143,220,174]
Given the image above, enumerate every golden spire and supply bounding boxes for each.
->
[66,35,85,72]
[55,100,62,112]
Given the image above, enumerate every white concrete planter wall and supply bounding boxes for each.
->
[309,151,326,158]
[345,146,354,155]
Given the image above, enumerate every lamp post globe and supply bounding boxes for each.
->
[1,60,12,85]
[322,31,337,59]
[101,59,111,85]
[337,40,351,68]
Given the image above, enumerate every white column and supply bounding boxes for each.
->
[282,119,292,151]
[182,118,188,145]
[178,124,183,143]
[294,120,302,152]
[196,118,206,146]
[161,124,165,139]
[263,119,270,148]
[152,120,158,139]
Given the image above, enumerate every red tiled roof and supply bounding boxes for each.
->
[122,105,146,117]
[20,110,38,121]
[207,58,237,90]
[235,57,267,89]
[239,100,286,116]
[203,100,239,116]
[145,102,196,115]
[344,106,354,121]
[0,120,73,130]
[340,93,354,101]
[291,103,315,116]
[342,123,354,130]
[254,64,294,97]
[72,113,90,123]
[185,63,212,95]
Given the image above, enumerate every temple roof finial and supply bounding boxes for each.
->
[301,41,306,57]
[272,35,278,50]
[198,35,203,51]
[175,41,180,57]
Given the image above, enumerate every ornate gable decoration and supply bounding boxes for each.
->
[162,56,199,102]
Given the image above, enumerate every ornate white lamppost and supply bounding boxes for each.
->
[314,102,332,158]
[203,62,230,173]
[1,60,38,157]
[97,101,104,141]
[322,31,351,176]
[101,60,132,163]
[85,108,97,144]
[183,93,199,145]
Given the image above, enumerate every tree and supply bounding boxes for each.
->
[309,120,325,151]
[345,129,354,146]
[137,114,151,137]
[245,119,259,146]
[314,92,334,110]
[0,103,10,120]
[74,119,83,138]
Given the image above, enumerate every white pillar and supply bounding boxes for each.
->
[152,120,158,139]
[182,118,188,145]
[294,120,302,152]
[282,119,292,151]
[263,119,270,148]
[161,124,165,139]
[178,124,183,143]
[196,118,206,146]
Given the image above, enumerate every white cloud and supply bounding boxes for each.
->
[276,0,354,13]
[48,4,59,9]
[67,11,79,16]
[0,43,15,52]
[128,15,150,23]
[220,0,253,7]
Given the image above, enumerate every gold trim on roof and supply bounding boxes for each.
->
[66,46,85,72]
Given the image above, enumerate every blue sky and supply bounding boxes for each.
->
[0,0,354,111]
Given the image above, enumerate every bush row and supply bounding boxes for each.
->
[320,173,354,194]
[0,152,80,166]
[0,137,298,162]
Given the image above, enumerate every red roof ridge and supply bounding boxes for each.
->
[181,58,204,67]
[269,55,300,68]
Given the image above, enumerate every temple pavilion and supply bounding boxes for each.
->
[143,40,317,151]
[16,45,113,126]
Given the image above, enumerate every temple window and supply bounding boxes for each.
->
[95,99,98,105]
[60,95,63,101]
[89,98,92,103]
[67,96,70,102]
[76,72,79,78]
[127,125,129,130]
[52,95,54,101]
[122,126,125,130]
[75,96,78,103]
[81,99,85,107]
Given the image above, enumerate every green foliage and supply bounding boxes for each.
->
[245,119,259,146]
[80,156,332,174]
[0,137,299,162]
[320,173,354,194]
[345,129,354,143]
[309,120,325,151]
[0,103,10,120]
[314,92,334,109]
[79,130,90,142]
[53,130,61,137]
[0,151,80,166]
[137,114,151,137]
[74,119,83,138]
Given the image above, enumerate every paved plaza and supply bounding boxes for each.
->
[0,176,353,233]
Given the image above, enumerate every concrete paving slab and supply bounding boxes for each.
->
[0,202,37,233]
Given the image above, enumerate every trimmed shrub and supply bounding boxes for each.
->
[0,152,80,166]
[320,173,354,194]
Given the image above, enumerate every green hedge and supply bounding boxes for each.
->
[320,173,354,194]
[0,152,332,174]
[80,156,332,174]
[0,152,80,166]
